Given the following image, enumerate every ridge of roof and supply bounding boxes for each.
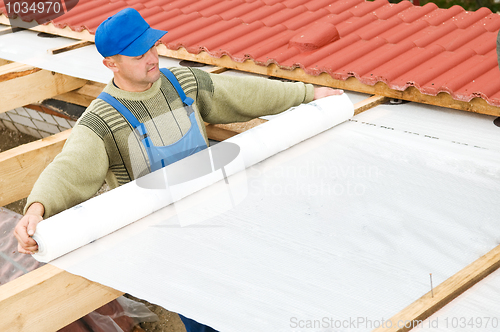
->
[2,0,500,108]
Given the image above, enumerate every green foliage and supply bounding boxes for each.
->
[420,0,500,12]
[385,0,500,12]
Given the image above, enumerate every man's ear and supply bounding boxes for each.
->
[103,56,119,73]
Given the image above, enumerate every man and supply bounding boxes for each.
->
[14,7,342,331]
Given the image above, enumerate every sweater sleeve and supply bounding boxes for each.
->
[195,71,315,124]
[24,125,109,218]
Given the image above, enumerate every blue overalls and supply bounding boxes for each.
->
[98,68,218,332]
[98,68,208,173]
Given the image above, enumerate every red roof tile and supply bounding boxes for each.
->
[2,0,500,107]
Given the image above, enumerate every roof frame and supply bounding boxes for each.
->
[1,15,499,117]
[0,16,499,330]
[0,61,86,114]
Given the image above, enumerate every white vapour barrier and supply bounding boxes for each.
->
[35,98,500,332]
[32,94,354,262]
[0,29,202,83]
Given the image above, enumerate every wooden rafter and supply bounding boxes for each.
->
[354,95,390,115]
[0,62,40,82]
[1,62,87,114]
[0,264,123,332]
[48,40,93,55]
[374,244,500,332]
[0,129,71,207]
[53,81,106,107]
[0,16,93,41]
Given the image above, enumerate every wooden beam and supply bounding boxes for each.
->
[0,26,23,36]
[0,129,70,206]
[1,64,87,113]
[205,118,268,141]
[354,95,389,115]
[53,81,106,107]
[0,62,40,83]
[0,264,123,332]
[157,46,500,117]
[0,16,94,41]
[206,66,228,74]
[48,40,93,55]
[0,58,12,66]
[373,243,500,332]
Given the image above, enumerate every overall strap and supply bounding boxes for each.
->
[160,68,194,106]
[98,92,148,138]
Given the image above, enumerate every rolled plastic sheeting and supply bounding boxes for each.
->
[32,94,354,262]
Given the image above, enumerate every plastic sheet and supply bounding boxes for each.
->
[27,100,500,331]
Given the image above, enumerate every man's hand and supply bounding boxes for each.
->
[14,202,44,254]
[313,87,344,100]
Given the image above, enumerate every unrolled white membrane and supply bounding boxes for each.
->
[32,93,354,262]
[46,101,500,332]
[33,99,500,332]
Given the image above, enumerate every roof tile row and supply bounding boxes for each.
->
[2,0,500,106]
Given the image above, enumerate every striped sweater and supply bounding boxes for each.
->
[26,67,315,218]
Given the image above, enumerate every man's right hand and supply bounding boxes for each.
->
[14,202,44,254]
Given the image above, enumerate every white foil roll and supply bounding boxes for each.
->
[32,94,354,262]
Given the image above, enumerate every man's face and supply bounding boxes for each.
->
[108,42,161,92]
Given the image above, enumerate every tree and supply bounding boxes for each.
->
[420,0,499,11]
[388,0,500,12]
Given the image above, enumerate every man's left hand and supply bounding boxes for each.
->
[313,87,344,100]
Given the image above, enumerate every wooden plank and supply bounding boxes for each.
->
[0,264,123,332]
[0,16,94,41]
[205,118,268,141]
[52,90,96,107]
[53,81,106,107]
[1,66,87,113]
[206,66,228,74]
[0,62,40,83]
[0,26,23,36]
[354,95,389,115]
[0,58,12,66]
[373,244,500,332]
[48,40,93,55]
[0,130,70,206]
[157,46,500,117]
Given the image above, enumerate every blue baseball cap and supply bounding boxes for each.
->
[95,8,167,58]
